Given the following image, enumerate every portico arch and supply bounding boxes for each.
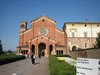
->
[49,45,53,55]
[38,43,46,58]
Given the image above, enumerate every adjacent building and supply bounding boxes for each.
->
[63,22,100,53]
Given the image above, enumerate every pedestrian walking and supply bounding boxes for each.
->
[31,53,35,64]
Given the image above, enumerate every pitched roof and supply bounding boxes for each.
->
[64,22,100,24]
[30,16,56,23]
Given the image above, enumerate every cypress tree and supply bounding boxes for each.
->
[0,40,3,55]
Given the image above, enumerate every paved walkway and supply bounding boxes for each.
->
[0,57,49,75]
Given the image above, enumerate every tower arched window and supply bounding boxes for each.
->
[21,24,25,28]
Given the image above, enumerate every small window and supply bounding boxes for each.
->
[85,24,87,27]
[42,19,44,22]
[84,32,87,37]
[70,29,76,37]
[72,46,76,51]
[72,24,74,26]
[59,50,60,55]
[85,43,87,48]
[97,24,99,27]
[21,24,25,27]
[61,50,63,54]
[56,50,58,55]
[72,32,75,37]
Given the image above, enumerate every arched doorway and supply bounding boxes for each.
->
[38,43,46,58]
[72,46,76,51]
[49,45,53,55]
[31,44,35,54]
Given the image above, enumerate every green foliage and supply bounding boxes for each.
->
[0,53,26,65]
[49,55,76,75]
[0,40,4,55]
[95,32,100,48]
[6,50,13,53]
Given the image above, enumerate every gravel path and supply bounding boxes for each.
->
[0,57,49,75]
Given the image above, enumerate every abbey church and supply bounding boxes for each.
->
[16,16,100,57]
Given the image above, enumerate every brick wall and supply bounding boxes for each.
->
[69,48,100,59]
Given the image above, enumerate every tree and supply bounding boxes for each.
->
[0,40,3,55]
[6,50,13,53]
[95,32,100,48]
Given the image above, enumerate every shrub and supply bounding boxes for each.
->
[0,53,26,65]
[49,55,76,75]
[95,32,100,48]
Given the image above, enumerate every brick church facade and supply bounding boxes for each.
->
[16,16,67,57]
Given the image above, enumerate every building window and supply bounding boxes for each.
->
[97,24,99,27]
[59,50,60,55]
[61,50,63,55]
[84,32,87,37]
[56,50,58,55]
[21,24,25,28]
[72,24,74,26]
[85,24,87,27]
[42,19,44,22]
[56,50,63,55]
[85,43,87,48]
[72,46,76,51]
[70,29,77,37]
[97,32,100,37]
[72,32,75,37]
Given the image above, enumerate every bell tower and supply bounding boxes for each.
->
[20,21,27,33]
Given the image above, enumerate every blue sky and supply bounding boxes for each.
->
[0,0,100,51]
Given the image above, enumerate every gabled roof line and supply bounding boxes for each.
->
[55,28,64,34]
[30,16,56,23]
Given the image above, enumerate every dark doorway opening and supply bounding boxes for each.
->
[49,45,53,55]
[72,46,76,51]
[31,45,35,54]
[38,43,46,58]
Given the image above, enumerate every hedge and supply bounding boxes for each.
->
[0,54,26,65]
[49,55,76,75]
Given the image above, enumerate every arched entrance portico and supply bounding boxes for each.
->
[38,43,46,58]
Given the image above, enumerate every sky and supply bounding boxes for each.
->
[0,0,100,51]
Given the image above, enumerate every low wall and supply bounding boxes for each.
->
[69,48,100,59]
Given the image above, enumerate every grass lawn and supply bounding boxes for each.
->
[0,53,26,65]
[49,55,76,75]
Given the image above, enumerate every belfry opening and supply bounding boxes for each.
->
[38,43,46,58]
